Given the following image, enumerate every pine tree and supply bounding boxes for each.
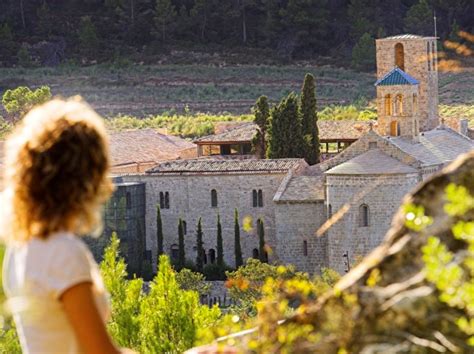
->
[216,214,224,268]
[351,33,375,71]
[156,205,164,257]
[154,0,176,42]
[234,209,243,268]
[257,218,267,263]
[266,92,303,159]
[300,73,319,165]
[36,1,54,38]
[195,218,204,272]
[404,0,433,36]
[251,95,270,159]
[178,218,185,269]
[78,16,99,57]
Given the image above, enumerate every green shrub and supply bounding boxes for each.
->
[2,86,52,122]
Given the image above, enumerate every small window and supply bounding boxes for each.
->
[395,94,403,115]
[209,249,216,264]
[165,192,170,209]
[252,190,258,207]
[159,192,165,209]
[359,204,370,227]
[183,220,187,235]
[211,189,218,207]
[170,244,179,261]
[252,248,259,259]
[303,240,308,256]
[258,190,264,207]
[328,204,332,218]
[384,94,392,116]
[395,43,405,71]
[431,42,436,71]
[368,142,377,149]
[390,121,399,137]
[126,192,131,209]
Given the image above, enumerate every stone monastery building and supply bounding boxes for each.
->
[115,34,474,274]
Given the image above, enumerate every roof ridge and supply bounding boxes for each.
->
[374,67,419,86]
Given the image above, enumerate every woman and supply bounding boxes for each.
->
[1,98,132,354]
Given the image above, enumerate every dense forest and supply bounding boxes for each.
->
[0,0,473,68]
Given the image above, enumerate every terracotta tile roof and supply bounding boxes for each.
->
[147,158,305,174]
[276,176,325,202]
[387,127,474,166]
[194,122,257,144]
[109,129,196,167]
[325,149,418,175]
[195,120,374,144]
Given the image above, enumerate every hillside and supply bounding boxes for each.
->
[1,65,473,123]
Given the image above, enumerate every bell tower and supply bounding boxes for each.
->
[375,34,438,132]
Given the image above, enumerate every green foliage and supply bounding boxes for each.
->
[78,16,100,57]
[2,86,52,122]
[403,0,433,36]
[404,184,474,346]
[0,23,17,64]
[318,104,377,121]
[178,218,186,270]
[216,214,224,268]
[195,218,204,272]
[252,96,270,158]
[36,1,54,38]
[176,267,211,297]
[300,73,319,165]
[16,46,33,67]
[154,0,176,42]
[203,263,229,281]
[139,255,221,353]
[266,92,303,159]
[351,33,375,71]
[156,205,164,257]
[234,209,243,268]
[100,233,143,348]
[225,259,309,317]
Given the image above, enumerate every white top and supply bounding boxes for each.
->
[3,232,110,354]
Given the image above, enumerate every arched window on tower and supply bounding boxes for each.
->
[384,94,392,115]
[359,204,370,227]
[395,43,404,70]
[413,94,418,114]
[211,189,218,207]
[395,94,403,115]
[431,41,436,71]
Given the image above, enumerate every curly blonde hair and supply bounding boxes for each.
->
[1,97,113,242]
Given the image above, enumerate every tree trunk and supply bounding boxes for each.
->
[242,6,247,44]
[19,0,26,30]
[130,0,135,27]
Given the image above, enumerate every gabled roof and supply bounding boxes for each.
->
[195,120,375,144]
[387,127,474,166]
[325,149,417,175]
[381,34,423,40]
[109,129,196,166]
[375,67,419,86]
[146,158,306,175]
[275,176,325,202]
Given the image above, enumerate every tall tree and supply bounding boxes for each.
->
[195,217,204,272]
[404,0,434,36]
[234,209,243,268]
[156,205,164,256]
[351,32,376,71]
[257,218,267,263]
[251,95,270,159]
[154,0,176,42]
[266,92,303,159]
[216,214,224,268]
[300,73,319,165]
[348,0,382,41]
[178,218,185,269]
[78,16,100,57]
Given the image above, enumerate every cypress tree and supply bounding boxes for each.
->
[252,95,270,159]
[216,214,224,268]
[234,209,243,268]
[258,218,267,263]
[156,205,164,257]
[195,218,204,272]
[178,218,185,269]
[266,92,303,159]
[300,73,320,165]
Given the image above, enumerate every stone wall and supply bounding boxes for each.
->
[121,172,288,268]
[274,202,327,274]
[325,173,419,273]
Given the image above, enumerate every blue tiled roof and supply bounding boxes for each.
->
[374,67,419,86]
